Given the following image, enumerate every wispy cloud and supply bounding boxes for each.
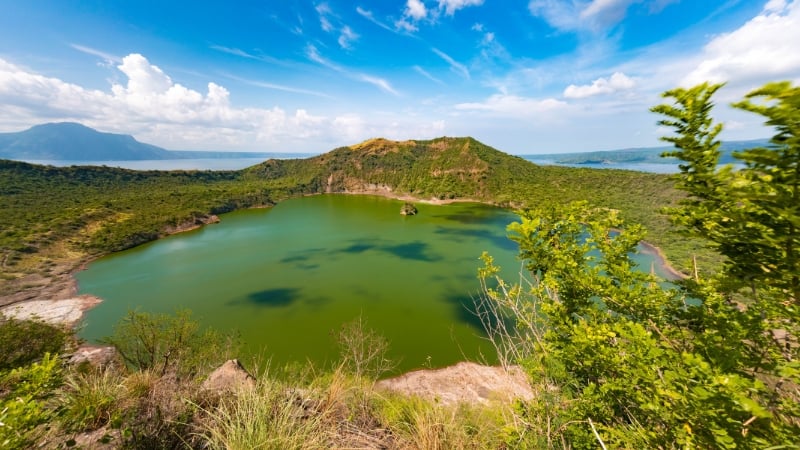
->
[306,45,400,95]
[338,26,359,49]
[221,73,335,99]
[359,74,400,95]
[315,3,360,49]
[356,7,395,32]
[528,0,667,33]
[70,44,121,64]
[413,65,444,84]
[432,48,470,79]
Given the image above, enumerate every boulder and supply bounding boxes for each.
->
[376,361,533,406]
[400,202,418,216]
[202,359,256,392]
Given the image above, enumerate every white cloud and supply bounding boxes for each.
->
[413,65,443,84]
[406,0,428,20]
[563,72,636,98]
[432,48,470,79]
[306,45,400,96]
[438,0,484,15]
[395,18,419,32]
[682,0,800,87]
[359,74,400,96]
[70,44,121,64]
[0,53,379,150]
[455,94,568,117]
[528,0,673,32]
[338,25,359,49]
[356,7,395,32]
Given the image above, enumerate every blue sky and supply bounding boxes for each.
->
[1,0,798,154]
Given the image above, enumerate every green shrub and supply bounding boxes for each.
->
[0,315,69,371]
[100,309,239,380]
[0,353,62,449]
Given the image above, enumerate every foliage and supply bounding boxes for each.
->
[654,81,800,299]
[0,353,62,449]
[101,309,240,380]
[0,314,70,371]
[475,81,800,448]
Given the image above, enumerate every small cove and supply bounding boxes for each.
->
[76,194,673,373]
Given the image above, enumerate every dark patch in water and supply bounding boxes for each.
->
[434,226,516,251]
[341,242,376,254]
[382,241,441,262]
[443,292,515,334]
[246,288,302,307]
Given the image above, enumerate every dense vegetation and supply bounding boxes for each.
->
[477,81,800,448]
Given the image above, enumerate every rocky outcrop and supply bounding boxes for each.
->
[202,359,256,392]
[69,345,117,367]
[376,361,533,406]
[400,202,418,216]
[0,295,101,327]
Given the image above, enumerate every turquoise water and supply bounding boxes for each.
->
[76,194,667,372]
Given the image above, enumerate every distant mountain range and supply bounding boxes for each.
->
[523,139,771,166]
[0,123,284,161]
[0,122,773,165]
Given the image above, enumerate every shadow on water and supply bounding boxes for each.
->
[442,292,491,332]
[434,226,517,251]
[443,291,518,337]
[245,288,302,307]
[341,242,377,254]
[382,241,442,262]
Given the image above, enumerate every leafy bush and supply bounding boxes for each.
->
[0,315,70,371]
[477,81,800,448]
[0,353,62,448]
[101,309,239,380]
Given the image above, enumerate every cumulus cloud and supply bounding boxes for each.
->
[563,72,636,98]
[455,94,568,116]
[0,53,393,150]
[406,0,428,19]
[682,0,800,86]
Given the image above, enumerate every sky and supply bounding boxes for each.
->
[0,0,798,154]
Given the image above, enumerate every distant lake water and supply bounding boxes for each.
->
[522,158,680,174]
[22,158,278,171]
[76,194,672,373]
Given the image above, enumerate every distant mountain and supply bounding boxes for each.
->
[523,139,771,166]
[0,123,281,161]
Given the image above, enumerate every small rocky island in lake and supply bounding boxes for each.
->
[401,202,418,216]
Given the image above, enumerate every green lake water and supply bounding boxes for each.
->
[76,194,670,373]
